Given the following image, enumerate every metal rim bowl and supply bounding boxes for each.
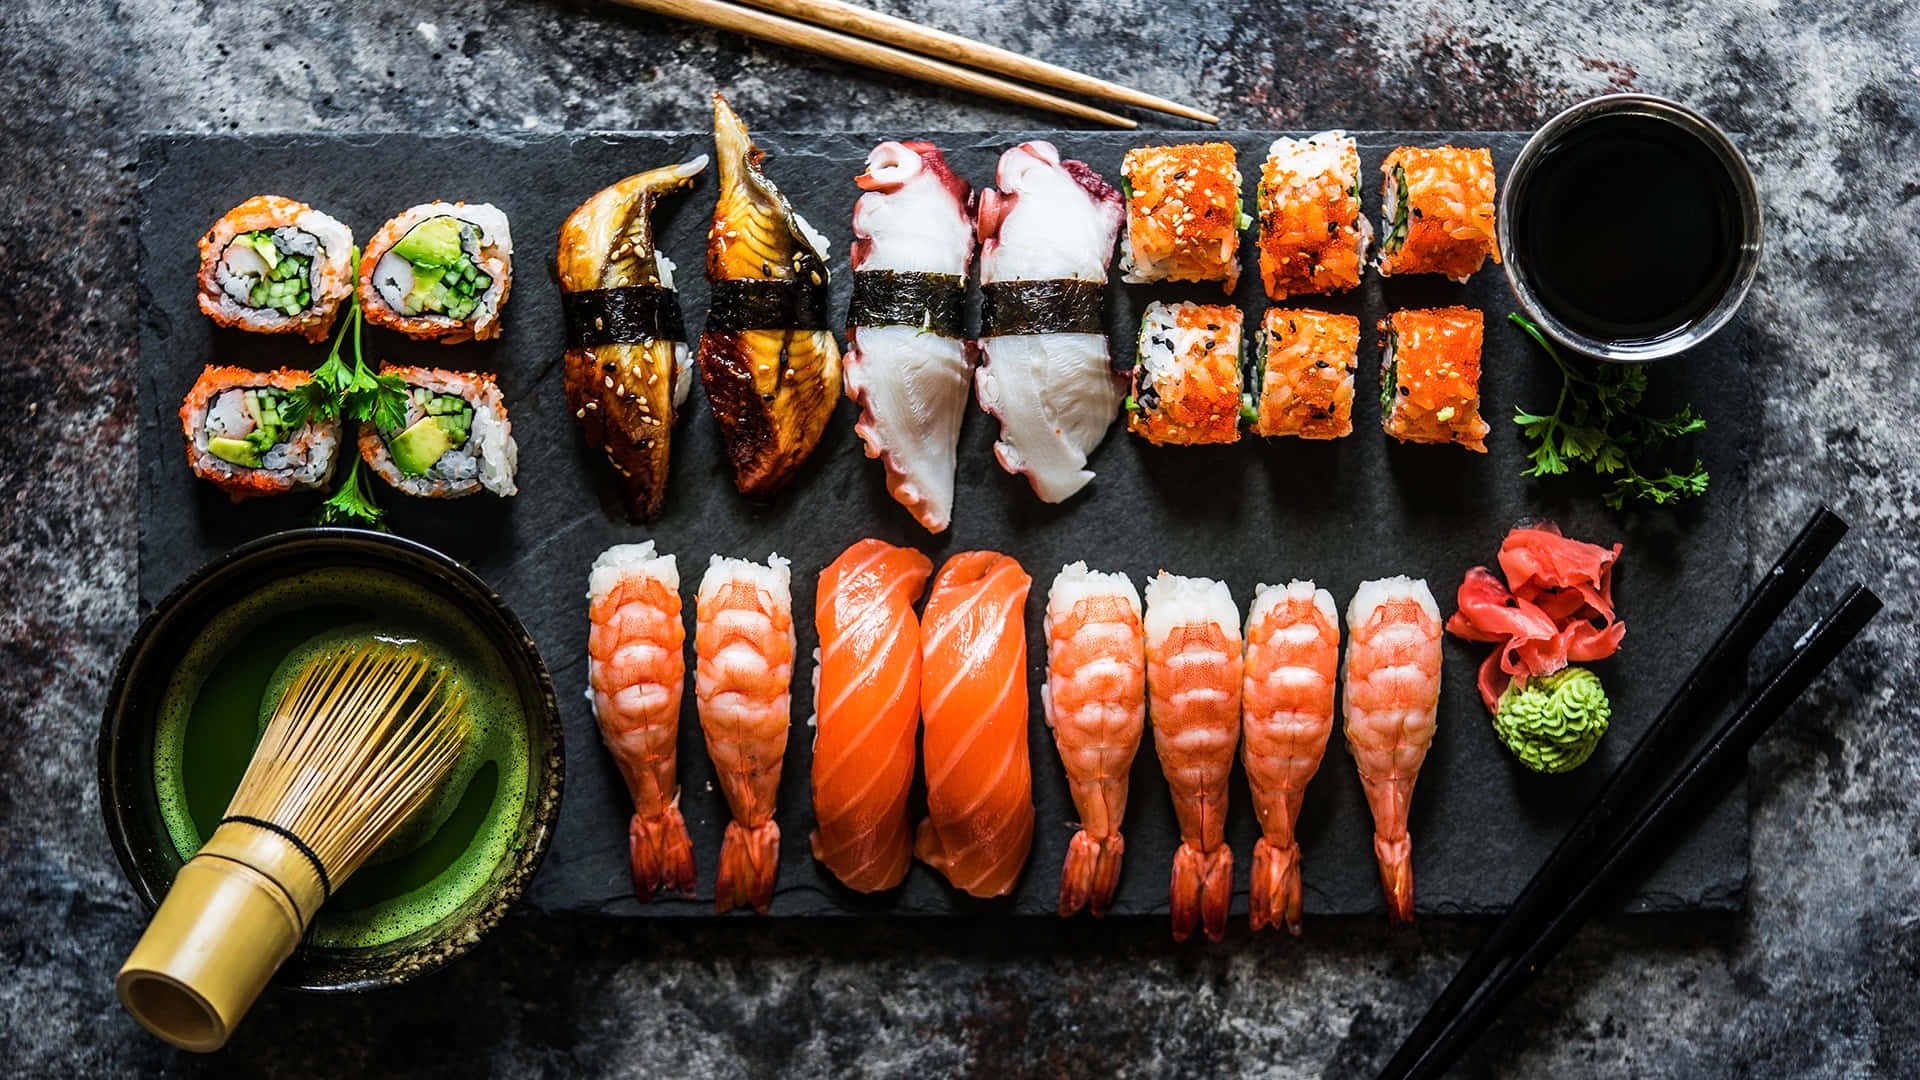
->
[1497,93,1763,363]
[99,527,564,992]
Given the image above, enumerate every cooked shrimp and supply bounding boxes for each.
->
[587,542,695,902]
[695,553,796,914]
[1241,580,1340,935]
[1143,572,1243,942]
[1343,576,1443,924]
[1043,563,1146,918]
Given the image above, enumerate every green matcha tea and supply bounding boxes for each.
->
[152,566,530,949]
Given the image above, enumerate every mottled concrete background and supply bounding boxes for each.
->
[2,1,1915,1075]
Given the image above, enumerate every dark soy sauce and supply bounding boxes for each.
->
[1517,114,1742,343]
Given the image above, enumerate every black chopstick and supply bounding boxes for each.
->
[1382,582,1880,1078]
[1377,506,1852,1079]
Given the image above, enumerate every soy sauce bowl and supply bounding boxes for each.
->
[99,528,564,992]
[1499,93,1763,363]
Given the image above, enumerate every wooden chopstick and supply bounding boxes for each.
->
[732,0,1219,124]
[1378,507,1876,1080]
[610,0,1138,128]
[1386,582,1881,1079]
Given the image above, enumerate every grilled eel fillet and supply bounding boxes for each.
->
[700,93,843,498]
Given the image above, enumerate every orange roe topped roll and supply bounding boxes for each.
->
[1251,308,1359,440]
[1119,142,1244,291]
[1127,300,1244,445]
[179,365,342,500]
[1376,146,1500,282]
[1257,132,1371,300]
[196,195,355,343]
[1379,306,1489,452]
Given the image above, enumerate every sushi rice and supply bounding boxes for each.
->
[1257,132,1371,300]
[1376,146,1500,282]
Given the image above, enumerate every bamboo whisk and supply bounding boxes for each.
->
[118,641,469,1052]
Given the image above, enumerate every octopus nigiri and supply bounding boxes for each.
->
[1143,573,1244,942]
[559,157,707,521]
[700,93,842,497]
[810,539,933,893]
[846,141,976,533]
[1343,576,1443,924]
[916,551,1034,898]
[1241,581,1340,935]
[1043,563,1146,918]
[973,142,1127,503]
[695,553,796,914]
[587,542,694,901]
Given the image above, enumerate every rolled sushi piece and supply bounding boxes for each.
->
[1375,146,1499,282]
[359,203,514,342]
[1379,306,1489,452]
[179,365,342,500]
[196,196,355,343]
[1256,132,1371,300]
[358,366,519,497]
[1249,308,1359,440]
[1119,142,1243,291]
[1126,300,1243,446]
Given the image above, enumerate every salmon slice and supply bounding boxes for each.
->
[915,551,1034,898]
[810,539,934,892]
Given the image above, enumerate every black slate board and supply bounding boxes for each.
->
[137,131,1751,920]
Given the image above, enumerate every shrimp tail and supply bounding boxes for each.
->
[715,819,781,914]
[1374,832,1415,924]
[1058,830,1126,918]
[1170,842,1233,942]
[1250,837,1304,936]
[628,802,696,902]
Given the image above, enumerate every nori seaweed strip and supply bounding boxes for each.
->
[979,280,1105,337]
[847,270,966,337]
[706,279,831,332]
[563,286,686,347]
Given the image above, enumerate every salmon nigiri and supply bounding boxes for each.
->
[1343,576,1442,924]
[810,539,934,892]
[1241,580,1340,935]
[696,553,796,913]
[587,542,695,901]
[1043,562,1145,918]
[1144,572,1243,942]
[915,551,1034,898]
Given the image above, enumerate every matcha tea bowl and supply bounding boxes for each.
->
[100,527,563,1001]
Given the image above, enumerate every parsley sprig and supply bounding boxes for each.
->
[1509,313,1710,509]
[286,248,410,527]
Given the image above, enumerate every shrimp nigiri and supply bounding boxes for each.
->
[695,553,796,913]
[916,551,1034,898]
[1043,563,1146,918]
[587,542,695,901]
[1144,573,1243,942]
[1241,581,1340,935]
[810,539,933,892]
[1343,576,1442,924]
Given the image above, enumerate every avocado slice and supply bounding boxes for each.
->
[392,216,465,267]
[404,263,448,313]
[388,415,458,476]
[208,435,262,468]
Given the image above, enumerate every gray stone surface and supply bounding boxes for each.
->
[0,0,1913,1075]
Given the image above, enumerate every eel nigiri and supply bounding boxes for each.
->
[1241,581,1340,935]
[846,141,976,533]
[916,551,1034,898]
[695,553,796,914]
[559,157,708,521]
[587,542,695,901]
[1144,572,1243,942]
[1043,563,1146,918]
[1343,576,1443,924]
[973,142,1127,503]
[810,539,933,892]
[700,93,843,498]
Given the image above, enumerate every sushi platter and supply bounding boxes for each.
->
[137,126,1752,922]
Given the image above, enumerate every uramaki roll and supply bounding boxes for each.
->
[179,365,342,499]
[196,196,354,343]
[1379,306,1489,452]
[1376,146,1500,282]
[1251,308,1359,440]
[358,203,513,343]
[358,366,518,498]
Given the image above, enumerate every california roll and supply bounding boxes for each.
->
[1250,308,1359,440]
[1256,133,1370,300]
[360,203,513,342]
[1376,146,1499,282]
[359,366,518,497]
[1126,300,1244,446]
[196,196,354,343]
[1119,142,1244,291]
[1379,306,1489,452]
[179,365,342,499]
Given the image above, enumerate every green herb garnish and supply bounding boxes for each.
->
[1382,164,1409,254]
[1509,313,1709,509]
[314,454,386,528]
